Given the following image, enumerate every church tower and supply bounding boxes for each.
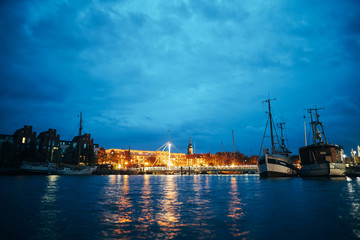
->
[187,137,194,155]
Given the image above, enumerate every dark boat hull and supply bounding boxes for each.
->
[300,162,330,177]
[299,144,342,177]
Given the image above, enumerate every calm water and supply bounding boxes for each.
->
[0,175,359,240]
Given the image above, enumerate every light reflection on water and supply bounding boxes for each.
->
[155,176,181,239]
[37,175,60,239]
[227,177,248,238]
[346,177,360,238]
[1,175,360,239]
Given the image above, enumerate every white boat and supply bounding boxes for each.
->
[20,162,55,174]
[258,152,298,178]
[299,107,344,177]
[258,98,298,178]
[49,166,97,175]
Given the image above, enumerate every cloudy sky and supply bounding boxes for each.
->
[1,0,359,156]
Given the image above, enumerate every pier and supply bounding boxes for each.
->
[130,165,258,175]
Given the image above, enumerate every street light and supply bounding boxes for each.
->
[51,147,58,162]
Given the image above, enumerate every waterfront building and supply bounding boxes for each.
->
[0,125,99,165]
[0,134,14,145]
[59,140,72,157]
[70,133,96,165]
[13,125,37,151]
[37,129,60,161]
[104,148,190,169]
[187,137,194,155]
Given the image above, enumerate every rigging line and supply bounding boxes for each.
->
[284,123,290,149]
[171,143,180,152]
[154,144,169,167]
[67,120,79,141]
[137,142,168,166]
[273,120,280,148]
[258,117,269,158]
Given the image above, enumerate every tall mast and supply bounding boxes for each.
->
[307,107,326,145]
[315,108,328,144]
[278,122,286,152]
[309,109,316,144]
[168,130,171,167]
[232,129,235,155]
[78,112,82,164]
[303,115,307,146]
[264,98,276,153]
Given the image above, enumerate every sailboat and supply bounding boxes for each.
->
[258,98,298,178]
[49,113,97,175]
[299,107,344,177]
[20,161,55,174]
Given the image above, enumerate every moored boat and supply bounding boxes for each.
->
[49,165,97,175]
[50,113,97,175]
[258,152,298,178]
[20,162,51,174]
[299,107,344,177]
[20,161,56,174]
[258,98,298,178]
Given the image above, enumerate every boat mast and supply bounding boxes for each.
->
[168,130,171,167]
[278,122,286,152]
[307,107,326,145]
[264,98,276,153]
[78,112,82,164]
[303,115,307,146]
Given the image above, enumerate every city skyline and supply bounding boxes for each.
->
[1,0,360,155]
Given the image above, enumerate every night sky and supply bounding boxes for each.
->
[1,0,359,156]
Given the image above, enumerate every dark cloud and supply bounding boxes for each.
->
[0,0,359,155]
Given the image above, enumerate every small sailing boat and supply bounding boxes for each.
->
[299,107,344,177]
[20,161,55,174]
[258,98,298,178]
[49,113,97,175]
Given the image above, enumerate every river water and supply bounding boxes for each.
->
[0,175,359,240]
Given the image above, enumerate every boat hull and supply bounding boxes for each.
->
[49,166,97,175]
[258,154,298,178]
[300,162,330,177]
[329,162,345,177]
[20,162,51,174]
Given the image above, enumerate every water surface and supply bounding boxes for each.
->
[1,175,359,239]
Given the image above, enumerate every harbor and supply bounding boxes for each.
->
[1,174,359,240]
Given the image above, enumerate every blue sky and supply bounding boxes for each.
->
[1,0,359,156]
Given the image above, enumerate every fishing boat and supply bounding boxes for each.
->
[49,113,97,175]
[258,98,298,178]
[299,107,344,177]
